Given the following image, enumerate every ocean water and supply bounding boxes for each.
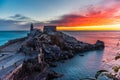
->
[0,31,120,80]
[52,31,120,80]
[0,31,29,46]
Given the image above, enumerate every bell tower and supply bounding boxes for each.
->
[30,23,34,31]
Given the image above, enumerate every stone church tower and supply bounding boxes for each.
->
[30,23,34,31]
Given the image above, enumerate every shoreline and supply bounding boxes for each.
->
[0,25,105,80]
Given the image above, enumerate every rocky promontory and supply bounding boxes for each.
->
[19,26,104,61]
[1,25,105,80]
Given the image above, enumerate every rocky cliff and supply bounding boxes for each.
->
[19,27,104,61]
[3,26,105,80]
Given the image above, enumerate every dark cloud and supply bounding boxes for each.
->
[0,19,23,26]
[10,14,32,21]
[49,14,86,26]
[0,14,47,30]
[47,0,120,27]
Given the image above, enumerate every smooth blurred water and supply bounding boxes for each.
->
[65,31,120,61]
[52,51,104,80]
[52,31,120,80]
[0,31,28,46]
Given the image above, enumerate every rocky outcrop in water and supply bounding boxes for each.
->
[3,25,105,80]
[18,26,104,61]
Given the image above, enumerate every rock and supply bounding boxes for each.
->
[19,26,104,60]
[47,71,63,80]
[68,51,74,58]
[60,60,65,63]
[64,55,69,60]
[12,59,49,80]
[94,40,105,50]
[79,54,84,56]
[5,25,105,80]
[17,26,105,62]
[47,61,57,67]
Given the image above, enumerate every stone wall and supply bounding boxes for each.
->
[43,26,56,33]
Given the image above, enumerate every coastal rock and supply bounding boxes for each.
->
[12,59,62,80]
[47,61,57,67]
[46,71,63,80]
[7,26,105,80]
[28,28,42,37]
[19,27,105,60]
[94,40,105,50]
[43,44,61,60]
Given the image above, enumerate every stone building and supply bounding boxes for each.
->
[30,23,34,31]
[43,26,56,33]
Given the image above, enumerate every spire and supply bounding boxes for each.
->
[30,23,34,31]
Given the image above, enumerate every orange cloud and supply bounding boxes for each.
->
[49,0,120,28]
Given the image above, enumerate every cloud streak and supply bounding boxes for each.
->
[1,0,120,30]
[48,0,120,27]
[10,14,31,20]
[0,14,47,30]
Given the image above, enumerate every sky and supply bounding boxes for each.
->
[0,0,120,30]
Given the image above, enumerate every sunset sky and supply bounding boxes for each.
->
[0,0,120,30]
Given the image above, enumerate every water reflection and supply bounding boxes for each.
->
[52,50,104,80]
[53,31,120,80]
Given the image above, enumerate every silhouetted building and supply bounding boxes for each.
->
[43,26,56,33]
[30,23,34,31]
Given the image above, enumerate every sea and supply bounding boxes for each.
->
[0,31,120,80]
[0,31,29,46]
